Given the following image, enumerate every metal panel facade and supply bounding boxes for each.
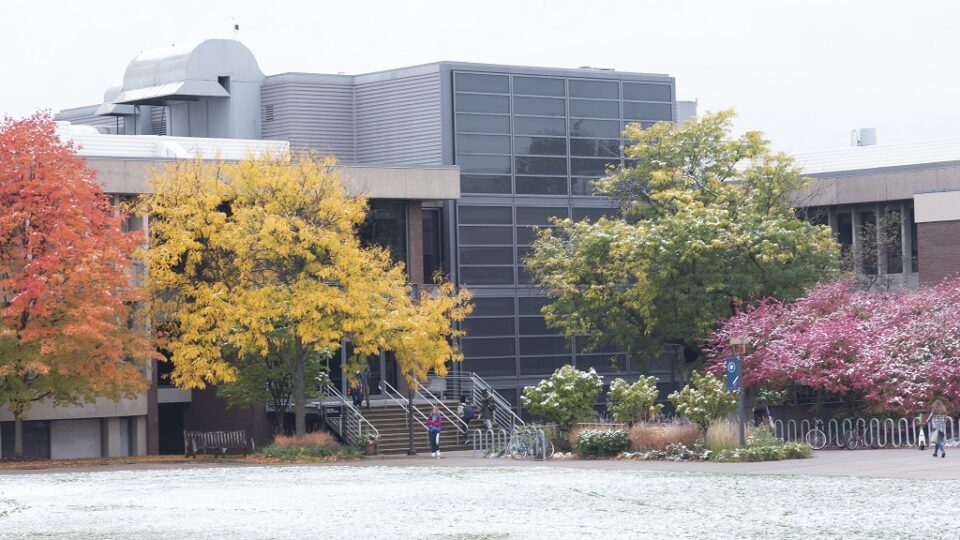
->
[261,74,357,162]
[354,71,444,165]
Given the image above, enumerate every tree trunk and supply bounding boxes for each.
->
[294,335,306,439]
[13,408,24,458]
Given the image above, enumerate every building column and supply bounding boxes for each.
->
[407,200,424,286]
[101,418,126,457]
[133,416,148,456]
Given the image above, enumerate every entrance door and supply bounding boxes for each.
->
[366,351,399,397]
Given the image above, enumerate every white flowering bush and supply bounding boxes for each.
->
[668,371,736,430]
[522,365,602,432]
[575,429,630,457]
[607,375,663,423]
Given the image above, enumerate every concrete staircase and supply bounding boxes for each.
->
[361,403,475,454]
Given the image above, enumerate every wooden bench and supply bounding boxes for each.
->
[184,430,254,458]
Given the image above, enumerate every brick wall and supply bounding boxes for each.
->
[917,220,960,284]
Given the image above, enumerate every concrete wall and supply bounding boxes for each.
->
[0,395,148,422]
[795,163,960,207]
[50,418,102,459]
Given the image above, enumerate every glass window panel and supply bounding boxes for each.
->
[460,266,514,285]
[513,96,565,116]
[455,93,510,113]
[457,134,510,154]
[623,101,673,121]
[569,99,619,119]
[516,176,568,195]
[571,158,616,177]
[359,200,407,265]
[571,178,597,196]
[570,138,620,157]
[517,265,531,285]
[569,118,621,138]
[459,246,514,265]
[514,116,566,136]
[519,336,569,355]
[454,73,509,93]
[456,114,510,134]
[572,207,615,221]
[462,357,516,377]
[461,337,516,358]
[457,154,511,174]
[461,175,511,194]
[463,317,515,337]
[513,76,565,96]
[569,79,619,99]
[516,226,552,245]
[518,296,548,315]
[471,297,515,317]
[520,356,571,376]
[519,316,559,335]
[516,206,568,225]
[515,156,567,175]
[623,83,672,102]
[459,205,513,225]
[516,245,534,261]
[576,354,625,374]
[459,225,513,245]
[514,136,566,156]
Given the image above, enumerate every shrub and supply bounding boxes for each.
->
[272,432,337,450]
[259,443,360,461]
[575,429,630,457]
[705,420,741,453]
[607,376,663,423]
[712,442,811,462]
[668,371,737,430]
[629,422,700,452]
[522,366,603,432]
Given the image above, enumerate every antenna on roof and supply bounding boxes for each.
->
[231,17,240,40]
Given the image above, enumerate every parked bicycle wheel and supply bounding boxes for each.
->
[842,432,859,450]
[805,428,827,450]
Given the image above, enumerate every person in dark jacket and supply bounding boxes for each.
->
[479,389,496,431]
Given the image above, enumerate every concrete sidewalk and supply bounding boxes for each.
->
[353,448,960,480]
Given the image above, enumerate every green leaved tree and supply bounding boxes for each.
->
[668,371,736,430]
[521,365,602,432]
[525,111,839,368]
[607,376,662,423]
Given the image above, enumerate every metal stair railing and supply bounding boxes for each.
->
[427,371,524,432]
[322,384,379,446]
[378,380,428,430]
[413,381,468,434]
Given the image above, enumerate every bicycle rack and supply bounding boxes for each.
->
[471,428,507,457]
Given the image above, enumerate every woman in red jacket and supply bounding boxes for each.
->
[426,407,443,458]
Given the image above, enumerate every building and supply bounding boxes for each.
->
[57,39,686,424]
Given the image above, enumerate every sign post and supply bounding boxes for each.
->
[725,357,745,448]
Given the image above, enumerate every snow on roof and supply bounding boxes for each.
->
[795,137,960,175]
[54,121,289,160]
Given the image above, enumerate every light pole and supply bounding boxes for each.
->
[729,335,748,448]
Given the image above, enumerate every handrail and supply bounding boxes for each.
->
[379,380,428,430]
[431,371,525,432]
[323,384,379,446]
[414,381,468,433]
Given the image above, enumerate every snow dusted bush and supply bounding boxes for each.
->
[706,278,960,414]
[522,365,603,432]
[668,371,737,430]
[575,429,630,457]
[608,376,663,423]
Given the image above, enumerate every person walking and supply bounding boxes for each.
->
[456,395,474,443]
[928,399,949,458]
[427,406,443,458]
[480,389,496,431]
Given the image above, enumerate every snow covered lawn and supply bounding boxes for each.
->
[0,464,957,539]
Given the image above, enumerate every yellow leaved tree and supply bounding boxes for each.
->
[140,154,472,437]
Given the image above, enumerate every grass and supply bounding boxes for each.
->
[271,432,337,450]
[705,420,741,453]
[629,422,701,452]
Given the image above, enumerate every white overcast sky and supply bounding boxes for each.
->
[2,0,957,153]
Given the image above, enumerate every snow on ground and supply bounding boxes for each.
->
[0,465,958,539]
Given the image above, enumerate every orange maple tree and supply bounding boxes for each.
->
[0,113,158,457]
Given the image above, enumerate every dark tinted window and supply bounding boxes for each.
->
[459,226,513,245]
[471,297,515,316]
[456,114,510,134]
[463,317,516,336]
[518,296,548,315]
[514,136,566,156]
[576,354,623,373]
[457,134,510,154]
[569,79,619,99]
[461,175,511,194]
[460,266,514,285]
[462,337,516,357]
[516,206,567,225]
[623,101,672,121]
[519,336,569,355]
[572,207,615,221]
[513,76,565,96]
[571,158,616,177]
[569,99,619,119]
[515,156,567,175]
[514,116,566,136]
[455,93,510,113]
[519,316,559,335]
[462,357,516,377]
[571,178,596,196]
[516,226,553,245]
[459,246,515,265]
[457,154,511,174]
[513,96,565,116]
[623,83,672,102]
[570,138,620,157]
[454,73,509,93]
[520,356,570,375]
[570,118,620,138]
[460,206,513,224]
[516,176,568,195]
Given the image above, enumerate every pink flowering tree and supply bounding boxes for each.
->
[706,278,960,415]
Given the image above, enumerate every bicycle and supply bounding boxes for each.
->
[505,426,554,460]
[804,419,828,450]
[838,422,880,450]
